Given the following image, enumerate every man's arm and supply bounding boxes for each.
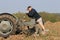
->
[28,11,34,17]
[26,13,33,17]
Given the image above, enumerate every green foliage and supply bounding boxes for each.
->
[13,12,60,22]
[39,12,60,22]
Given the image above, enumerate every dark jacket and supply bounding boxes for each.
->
[26,8,41,21]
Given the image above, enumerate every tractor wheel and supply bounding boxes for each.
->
[0,13,18,37]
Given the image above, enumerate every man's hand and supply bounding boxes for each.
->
[26,11,29,15]
[26,11,29,13]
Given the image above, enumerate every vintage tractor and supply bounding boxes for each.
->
[0,13,42,38]
[0,13,37,37]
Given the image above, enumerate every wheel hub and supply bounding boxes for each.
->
[0,21,13,35]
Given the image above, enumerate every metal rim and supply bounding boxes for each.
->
[0,18,13,36]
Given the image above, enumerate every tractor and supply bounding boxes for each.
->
[0,13,40,38]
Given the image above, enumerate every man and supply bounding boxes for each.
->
[26,6,46,35]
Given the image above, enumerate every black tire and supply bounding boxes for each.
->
[0,13,18,37]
